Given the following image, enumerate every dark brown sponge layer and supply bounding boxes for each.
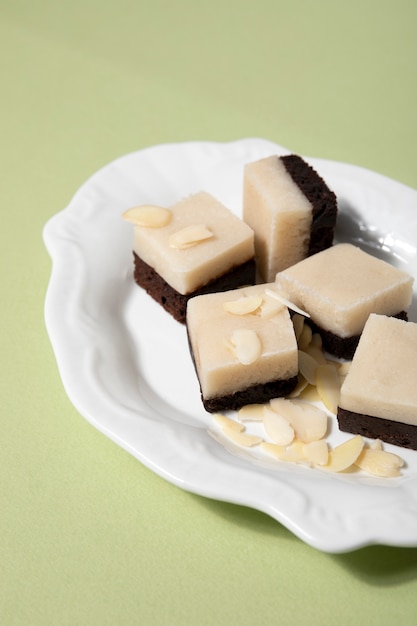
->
[133,252,256,323]
[201,377,298,413]
[309,311,408,360]
[337,407,417,450]
[281,154,338,256]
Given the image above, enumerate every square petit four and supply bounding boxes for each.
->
[243,154,337,281]
[276,243,413,359]
[123,192,255,322]
[186,283,299,412]
[338,314,417,450]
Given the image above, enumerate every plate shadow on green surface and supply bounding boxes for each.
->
[192,494,417,586]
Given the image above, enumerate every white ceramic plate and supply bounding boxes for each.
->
[43,138,417,553]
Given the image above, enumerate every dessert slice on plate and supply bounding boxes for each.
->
[243,154,337,281]
[338,314,417,450]
[123,192,255,323]
[276,243,414,359]
[186,283,299,412]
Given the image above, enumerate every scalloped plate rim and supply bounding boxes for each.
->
[43,138,417,553]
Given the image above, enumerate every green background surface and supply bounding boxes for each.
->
[1,1,417,624]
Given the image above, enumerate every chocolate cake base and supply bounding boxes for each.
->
[202,376,298,413]
[309,311,408,360]
[133,252,256,323]
[281,154,338,257]
[337,407,417,450]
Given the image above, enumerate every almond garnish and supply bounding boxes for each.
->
[213,413,244,433]
[305,343,327,365]
[258,292,285,319]
[261,440,306,463]
[303,440,329,466]
[237,403,266,422]
[298,384,321,403]
[322,435,364,472]
[298,323,313,350]
[169,224,214,249]
[122,205,172,227]
[298,350,319,385]
[355,447,404,477]
[370,439,383,451]
[222,428,263,447]
[288,375,309,398]
[269,398,328,443]
[229,329,262,365]
[223,295,263,316]
[263,406,295,446]
[315,363,340,414]
[265,287,310,318]
[213,412,262,447]
[311,333,322,348]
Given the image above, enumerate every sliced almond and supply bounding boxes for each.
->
[169,224,214,249]
[122,205,172,228]
[261,441,287,459]
[311,333,322,348]
[355,447,404,477]
[315,363,340,414]
[280,440,307,463]
[298,323,313,350]
[338,361,352,377]
[264,287,310,318]
[261,440,306,463]
[303,440,329,466]
[287,375,309,398]
[222,427,263,447]
[263,407,295,446]
[323,435,364,473]
[369,439,383,451]
[269,398,328,443]
[286,399,328,443]
[298,384,321,403]
[237,403,266,422]
[213,413,244,433]
[223,295,263,316]
[305,343,327,365]
[338,361,352,386]
[298,350,319,385]
[229,329,262,365]
[258,292,285,319]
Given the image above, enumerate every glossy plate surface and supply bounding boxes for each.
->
[43,138,417,553]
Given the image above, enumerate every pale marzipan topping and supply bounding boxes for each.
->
[122,205,172,228]
[169,224,214,249]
